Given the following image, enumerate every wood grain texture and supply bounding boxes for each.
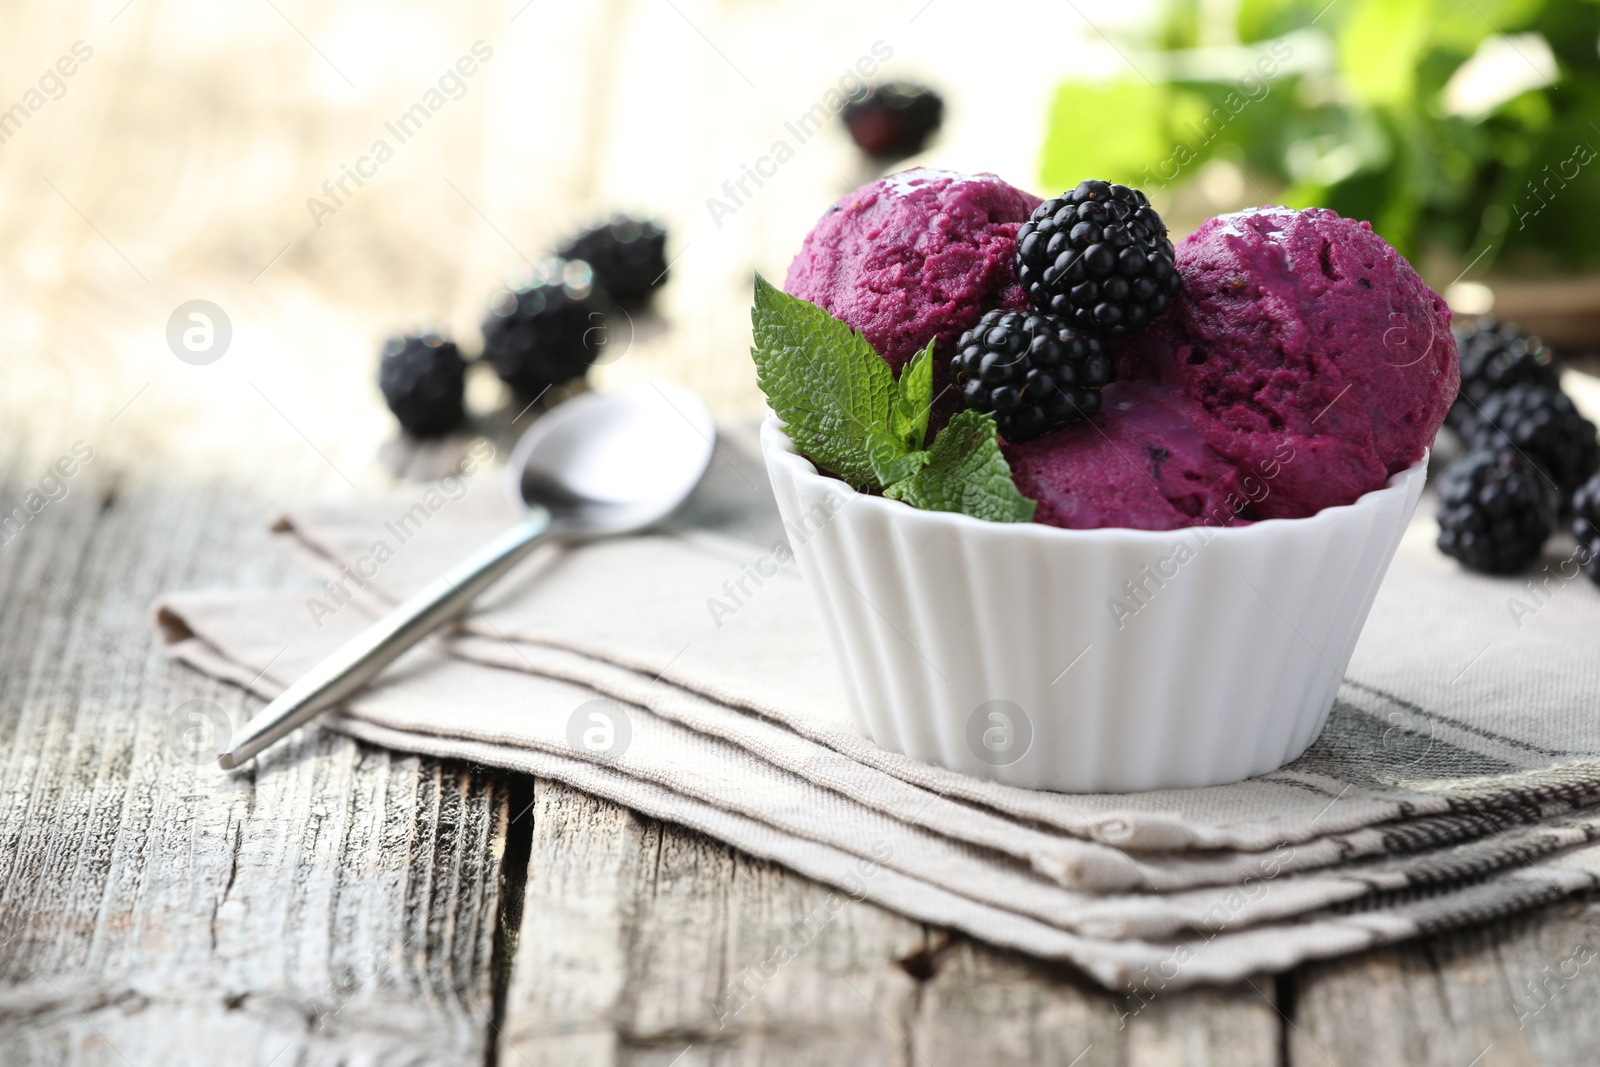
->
[7,430,1600,1067]
[500,779,924,1067]
[1288,900,1600,1067]
[0,445,514,1067]
[908,940,1281,1067]
[6,413,1600,1067]
[500,782,1286,1067]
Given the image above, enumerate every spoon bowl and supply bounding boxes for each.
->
[507,383,716,534]
[218,384,716,769]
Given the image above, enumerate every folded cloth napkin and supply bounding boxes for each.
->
[153,423,1600,991]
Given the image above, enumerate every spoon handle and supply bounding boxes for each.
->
[219,510,555,769]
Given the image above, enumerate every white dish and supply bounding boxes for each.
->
[761,416,1429,792]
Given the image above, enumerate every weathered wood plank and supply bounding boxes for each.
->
[495,781,638,1066]
[499,779,925,1067]
[16,367,1600,1067]
[1289,898,1600,1067]
[11,365,1600,1067]
[906,938,1280,1066]
[0,454,515,1067]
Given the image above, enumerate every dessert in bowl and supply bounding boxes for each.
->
[756,169,1457,792]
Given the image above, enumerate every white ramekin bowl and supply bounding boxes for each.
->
[761,416,1428,792]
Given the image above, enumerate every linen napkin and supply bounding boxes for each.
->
[153,422,1600,991]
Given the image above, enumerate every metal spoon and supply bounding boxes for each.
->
[218,384,716,770]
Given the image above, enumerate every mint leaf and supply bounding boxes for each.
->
[884,410,1036,523]
[749,276,1033,524]
[867,431,930,486]
[750,274,894,489]
[890,339,935,451]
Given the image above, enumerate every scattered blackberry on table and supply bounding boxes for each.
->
[378,333,465,437]
[1459,383,1600,504]
[557,217,669,308]
[1573,474,1600,585]
[841,82,944,162]
[481,261,609,399]
[1435,450,1559,574]
[1014,180,1179,338]
[1445,316,1562,432]
[949,309,1114,443]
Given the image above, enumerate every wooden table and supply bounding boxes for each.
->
[5,1,1600,1063]
[8,443,1600,1067]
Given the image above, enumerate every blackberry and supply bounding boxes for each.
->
[1459,383,1599,504]
[1014,180,1179,338]
[949,309,1113,443]
[841,82,944,162]
[1445,316,1561,431]
[1436,450,1558,574]
[481,261,609,399]
[1572,474,1600,585]
[378,333,465,437]
[557,217,669,308]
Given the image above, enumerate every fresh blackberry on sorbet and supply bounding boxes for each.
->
[1572,474,1600,585]
[378,333,465,437]
[1446,316,1562,431]
[1436,450,1558,574]
[481,261,608,399]
[841,82,944,162]
[1014,180,1179,338]
[950,309,1113,443]
[557,217,669,309]
[1459,383,1599,504]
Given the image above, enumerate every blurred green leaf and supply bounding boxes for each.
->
[1430,0,1546,53]
[1528,0,1600,69]
[1237,0,1329,42]
[1336,0,1436,106]
[1040,81,1174,191]
[1159,0,1203,50]
[1498,77,1600,268]
[1042,0,1600,270]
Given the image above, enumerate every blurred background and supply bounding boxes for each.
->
[4,0,1599,493]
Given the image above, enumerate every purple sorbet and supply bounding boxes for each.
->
[1004,381,1255,531]
[785,168,1041,432]
[1123,207,1459,520]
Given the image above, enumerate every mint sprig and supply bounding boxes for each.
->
[868,338,935,485]
[883,410,1037,523]
[891,340,934,451]
[750,275,1035,523]
[751,273,892,489]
